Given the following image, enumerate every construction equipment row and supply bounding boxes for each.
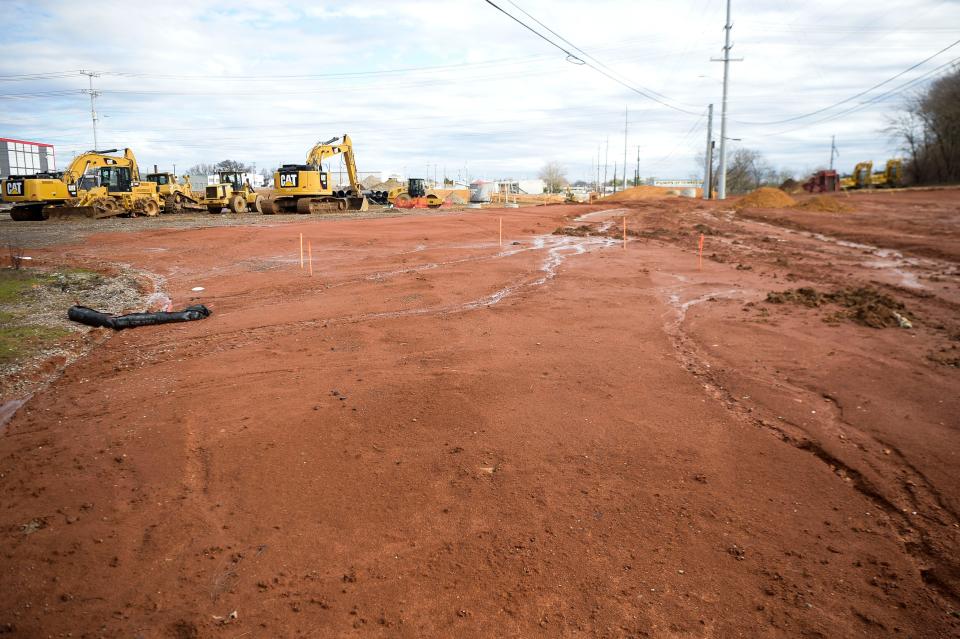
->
[803,159,904,193]
[1,133,449,221]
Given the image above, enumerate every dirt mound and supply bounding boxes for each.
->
[601,186,690,202]
[792,195,852,213]
[766,286,911,328]
[371,178,403,191]
[735,187,797,210]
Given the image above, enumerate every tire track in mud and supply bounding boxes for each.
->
[124,231,618,363]
[656,276,960,610]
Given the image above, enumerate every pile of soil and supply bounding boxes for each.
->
[766,286,911,328]
[601,185,691,202]
[735,187,797,210]
[792,196,852,213]
[430,189,469,202]
[371,178,403,191]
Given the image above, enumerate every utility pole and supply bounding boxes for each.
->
[635,146,640,187]
[80,69,101,150]
[603,137,609,195]
[829,135,838,170]
[622,106,628,193]
[703,104,714,200]
[613,162,617,193]
[712,0,741,200]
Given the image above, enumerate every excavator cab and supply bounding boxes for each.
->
[99,166,133,193]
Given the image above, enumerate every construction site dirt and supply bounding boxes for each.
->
[1,188,958,637]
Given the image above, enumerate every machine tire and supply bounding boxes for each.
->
[261,197,277,214]
[229,194,245,214]
[250,194,263,214]
[143,199,160,217]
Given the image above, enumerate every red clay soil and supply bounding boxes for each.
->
[1,193,959,637]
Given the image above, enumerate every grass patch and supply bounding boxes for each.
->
[0,269,51,304]
[0,323,70,364]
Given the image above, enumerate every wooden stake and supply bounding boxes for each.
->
[698,233,704,271]
[299,233,304,269]
[308,241,313,277]
[623,216,627,249]
[499,217,502,248]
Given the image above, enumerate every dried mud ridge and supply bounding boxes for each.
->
[765,286,913,329]
[621,200,960,615]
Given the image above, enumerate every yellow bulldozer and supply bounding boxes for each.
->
[262,134,368,214]
[199,171,264,214]
[145,172,203,213]
[2,148,161,220]
[840,159,904,190]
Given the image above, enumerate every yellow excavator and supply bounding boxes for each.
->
[261,134,368,214]
[2,148,160,220]
[840,159,904,190]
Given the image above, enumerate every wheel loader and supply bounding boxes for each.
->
[2,148,161,220]
[261,135,368,214]
[145,172,203,213]
[200,171,263,214]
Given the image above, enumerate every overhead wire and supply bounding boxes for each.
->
[483,0,704,115]
[734,37,960,125]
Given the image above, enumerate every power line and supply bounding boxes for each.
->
[763,55,960,137]
[734,37,960,126]
[483,0,703,115]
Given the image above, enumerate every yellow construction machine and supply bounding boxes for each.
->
[199,171,264,213]
[840,159,904,190]
[262,134,368,214]
[145,172,203,213]
[2,148,160,220]
[366,178,443,208]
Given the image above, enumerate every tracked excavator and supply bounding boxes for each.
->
[2,148,160,220]
[261,134,368,214]
[840,159,904,190]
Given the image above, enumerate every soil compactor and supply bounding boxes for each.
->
[2,148,161,220]
[262,135,368,214]
[200,171,264,214]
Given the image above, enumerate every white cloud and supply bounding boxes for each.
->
[0,0,956,182]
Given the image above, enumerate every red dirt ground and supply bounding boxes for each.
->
[1,190,959,637]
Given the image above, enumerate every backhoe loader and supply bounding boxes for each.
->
[2,148,160,220]
[145,172,203,213]
[199,171,263,213]
[261,135,368,214]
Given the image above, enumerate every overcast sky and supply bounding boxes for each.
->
[1,0,958,183]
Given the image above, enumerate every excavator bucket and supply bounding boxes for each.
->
[347,195,369,211]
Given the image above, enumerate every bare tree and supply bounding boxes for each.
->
[725,148,776,194]
[538,161,568,193]
[889,64,960,185]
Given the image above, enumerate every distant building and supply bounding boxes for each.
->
[653,178,702,188]
[1,137,55,178]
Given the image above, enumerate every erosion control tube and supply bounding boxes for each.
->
[68,304,211,330]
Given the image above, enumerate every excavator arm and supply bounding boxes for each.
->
[62,148,138,184]
[305,134,362,194]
